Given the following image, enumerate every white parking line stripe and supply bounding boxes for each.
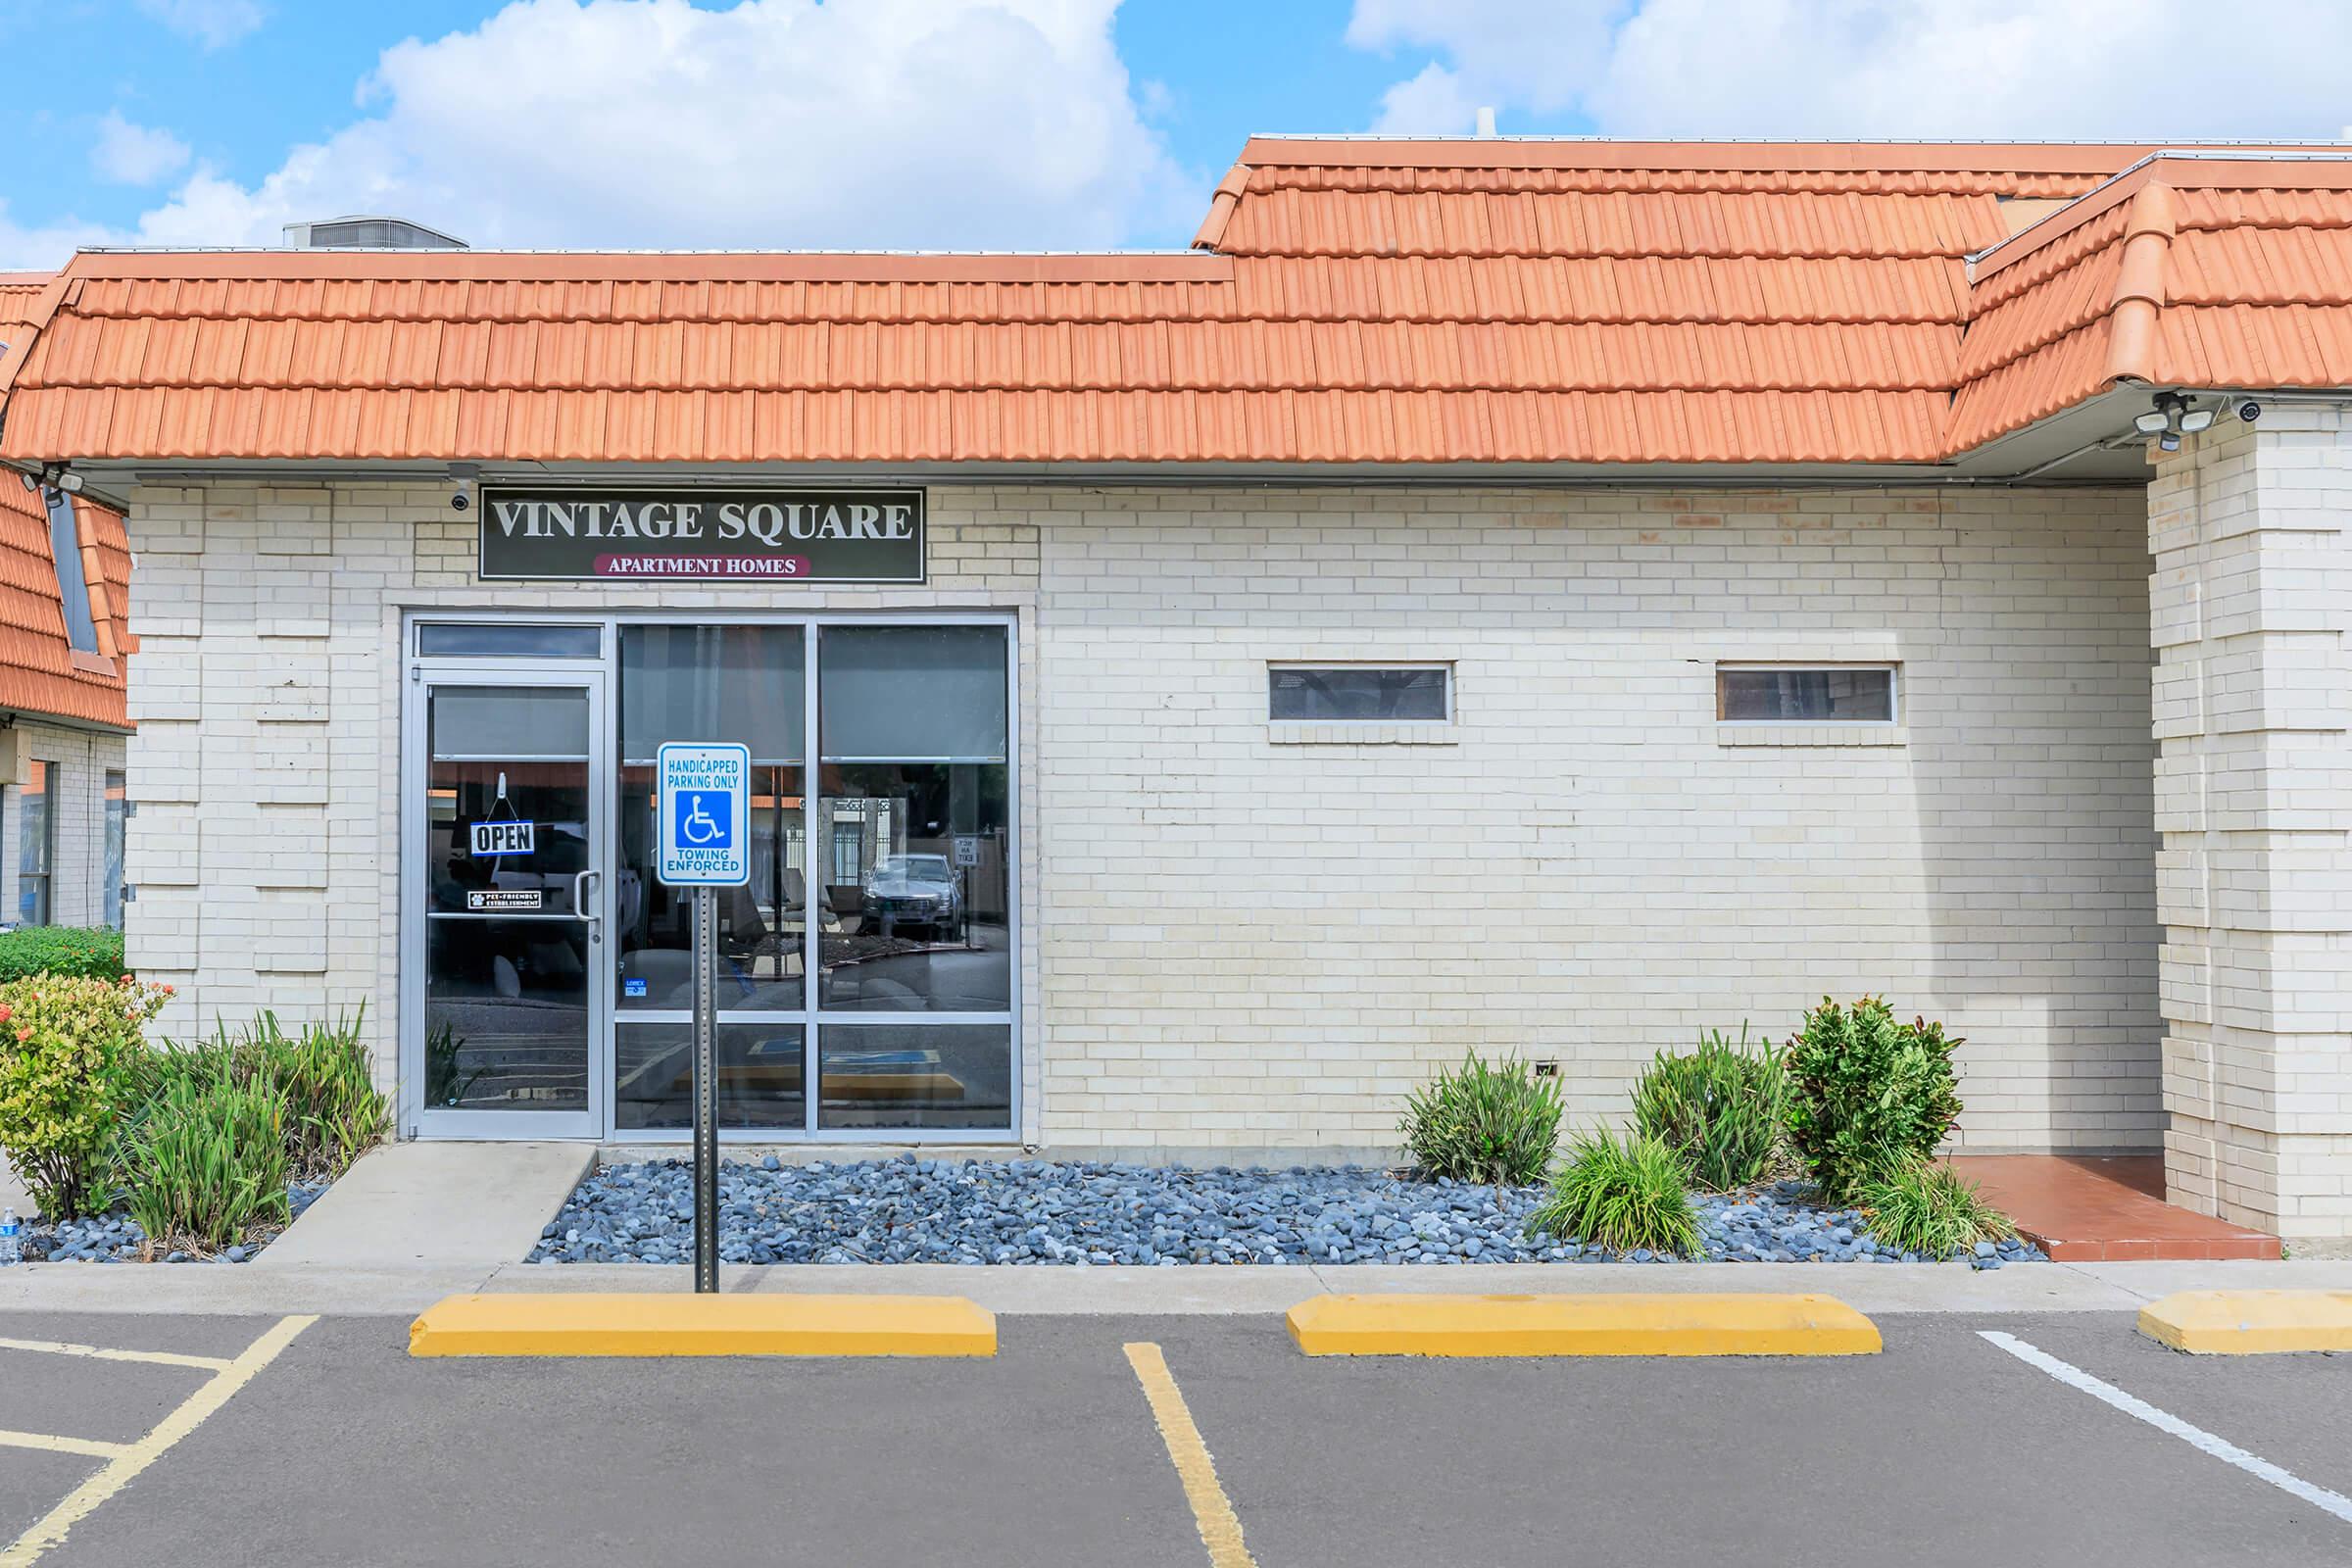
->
[0,1430,129,1461]
[0,1314,317,1568]
[0,1337,231,1373]
[1980,1330,2352,1528]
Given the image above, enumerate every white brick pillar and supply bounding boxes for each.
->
[2150,405,2352,1239]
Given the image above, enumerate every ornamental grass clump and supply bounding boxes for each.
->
[1525,1128,1701,1256]
[1631,1024,1788,1191]
[1860,1159,2015,1260]
[0,975,171,1217]
[120,1058,291,1254]
[122,1006,386,1183]
[1785,996,1964,1204]
[1398,1051,1564,1187]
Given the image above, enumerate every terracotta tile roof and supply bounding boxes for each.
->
[0,277,129,728]
[2,141,2351,474]
[1951,155,2352,450]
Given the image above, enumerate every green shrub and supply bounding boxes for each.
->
[1785,996,1964,1204]
[1398,1051,1563,1186]
[120,1059,291,1252]
[1631,1025,1788,1191]
[0,926,127,984]
[125,1007,386,1183]
[1861,1160,2015,1260]
[0,976,170,1216]
[1525,1128,1701,1255]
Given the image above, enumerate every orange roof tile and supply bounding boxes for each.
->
[4,142,2352,474]
[1952,155,2352,450]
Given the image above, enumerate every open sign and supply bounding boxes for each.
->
[470,820,536,858]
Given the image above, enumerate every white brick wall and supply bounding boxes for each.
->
[0,720,127,931]
[2151,408,2352,1239]
[121,480,2161,1158]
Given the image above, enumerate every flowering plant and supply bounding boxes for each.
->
[0,976,171,1216]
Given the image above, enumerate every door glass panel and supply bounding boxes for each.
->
[817,1023,1010,1131]
[422,684,594,1114]
[616,625,805,1012]
[614,1022,805,1130]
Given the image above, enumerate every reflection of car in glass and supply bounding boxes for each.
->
[861,854,961,935]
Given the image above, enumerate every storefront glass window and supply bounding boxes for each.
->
[814,625,1011,1130]
[615,1022,805,1130]
[617,625,807,1019]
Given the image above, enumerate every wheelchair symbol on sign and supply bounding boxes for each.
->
[680,794,722,845]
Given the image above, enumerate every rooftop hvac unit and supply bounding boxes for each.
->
[279,216,467,251]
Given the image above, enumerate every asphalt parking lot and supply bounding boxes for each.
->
[0,1310,2345,1567]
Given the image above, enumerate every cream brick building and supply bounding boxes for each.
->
[7,139,2352,1237]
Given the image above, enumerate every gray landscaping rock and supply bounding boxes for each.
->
[519,1160,2053,1268]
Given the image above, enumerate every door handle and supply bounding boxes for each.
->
[572,868,603,943]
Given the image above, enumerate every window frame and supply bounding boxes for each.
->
[1266,662,1454,725]
[16,757,53,927]
[1714,662,1900,726]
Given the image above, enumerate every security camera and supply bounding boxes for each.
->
[2237,399,2263,423]
[449,487,472,514]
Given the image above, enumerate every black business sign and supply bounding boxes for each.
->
[478,488,925,583]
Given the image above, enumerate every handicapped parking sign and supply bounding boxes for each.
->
[655,742,750,887]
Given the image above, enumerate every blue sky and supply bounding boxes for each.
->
[0,0,2346,267]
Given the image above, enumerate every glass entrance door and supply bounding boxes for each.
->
[407,668,610,1138]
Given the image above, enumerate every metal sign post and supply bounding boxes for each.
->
[691,885,719,1293]
[655,742,751,1296]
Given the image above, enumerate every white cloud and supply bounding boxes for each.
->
[37,0,1190,265]
[134,0,266,50]
[1349,0,2352,139]
[90,112,193,186]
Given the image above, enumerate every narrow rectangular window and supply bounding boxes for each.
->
[104,769,126,930]
[1269,665,1450,722]
[43,491,98,655]
[1717,664,1897,723]
[17,759,51,925]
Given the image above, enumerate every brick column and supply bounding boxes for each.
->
[2149,406,2352,1239]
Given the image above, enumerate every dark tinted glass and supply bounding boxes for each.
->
[1269,667,1447,721]
[1717,667,1895,722]
[417,623,602,659]
[817,1023,1010,1131]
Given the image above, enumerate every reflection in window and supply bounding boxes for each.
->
[103,769,125,930]
[1269,666,1449,722]
[16,760,50,925]
[422,916,591,1111]
[817,626,1010,1020]
[818,1023,1012,1131]
[615,1022,806,1130]
[1717,666,1897,723]
[616,625,806,1019]
[426,689,591,917]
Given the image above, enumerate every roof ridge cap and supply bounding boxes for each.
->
[2103,182,2179,386]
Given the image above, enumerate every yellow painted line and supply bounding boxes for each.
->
[0,1430,130,1461]
[1286,1293,1883,1357]
[0,1336,231,1373]
[409,1293,997,1357]
[1,1314,316,1568]
[1122,1343,1256,1568]
[2138,1290,2352,1354]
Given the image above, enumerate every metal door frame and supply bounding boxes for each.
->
[401,659,613,1140]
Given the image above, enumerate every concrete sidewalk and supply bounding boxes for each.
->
[256,1141,595,1269]
[3,1254,2350,1318]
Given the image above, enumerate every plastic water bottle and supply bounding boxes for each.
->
[0,1208,20,1265]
